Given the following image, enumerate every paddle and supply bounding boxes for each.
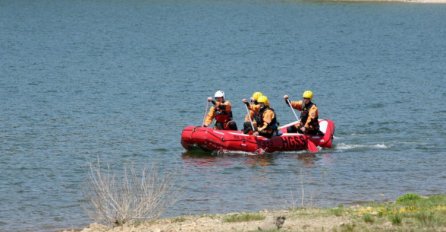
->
[278,121,299,130]
[244,103,255,132]
[306,138,318,152]
[286,97,318,152]
[201,99,210,127]
[286,98,300,123]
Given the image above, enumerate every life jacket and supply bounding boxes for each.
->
[248,103,261,121]
[254,106,278,134]
[214,101,232,124]
[300,102,319,131]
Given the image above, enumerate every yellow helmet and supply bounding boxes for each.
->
[251,91,263,101]
[302,90,313,99]
[257,95,268,104]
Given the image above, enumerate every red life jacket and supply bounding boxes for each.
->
[214,102,232,123]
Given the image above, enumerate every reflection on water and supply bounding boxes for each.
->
[181,151,221,167]
[182,149,334,169]
[244,155,274,167]
[296,153,318,168]
[182,150,275,167]
[179,150,339,213]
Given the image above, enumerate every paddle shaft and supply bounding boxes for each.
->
[245,104,255,131]
[202,101,210,126]
[285,98,305,135]
[278,121,299,130]
[287,99,300,122]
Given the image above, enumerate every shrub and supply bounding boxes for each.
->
[414,211,436,227]
[223,213,265,223]
[330,207,344,217]
[389,214,402,225]
[338,223,356,232]
[171,217,186,223]
[362,213,374,223]
[396,193,421,204]
[83,161,177,226]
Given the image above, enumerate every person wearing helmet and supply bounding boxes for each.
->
[253,95,278,138]
[203,90,238,130]
[242,91,263,134]
[283,90,322,135]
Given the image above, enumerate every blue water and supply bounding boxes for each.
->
[1,0,446,231]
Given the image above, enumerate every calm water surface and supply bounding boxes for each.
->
[1,0,446,231]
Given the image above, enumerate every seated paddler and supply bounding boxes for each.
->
[253,95,278,138]
[242,91,263,134]
[203,90,238,130]
[283,90,323,136]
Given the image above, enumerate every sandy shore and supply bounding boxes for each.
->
[66,209,354,232]
[62,207,446,232]
[63,193,446,232]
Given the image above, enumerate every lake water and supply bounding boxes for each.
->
[1,0,446,231]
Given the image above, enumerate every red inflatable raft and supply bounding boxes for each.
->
[181,119,335,153]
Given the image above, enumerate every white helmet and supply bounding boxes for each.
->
[214,90,225,98]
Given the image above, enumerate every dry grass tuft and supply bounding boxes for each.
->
[83,160,177,227]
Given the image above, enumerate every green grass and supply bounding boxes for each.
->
[223,213,266,223]
[170,217,186,223]
[330,207,345,217]
[337,223,356,232]
[414,211,435,226]
[362,213,374,223]
[389,214,402,225]
[350,193,446,229]
[396,193,422,204]
[284,194,446,231]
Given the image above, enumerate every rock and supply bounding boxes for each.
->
[258,216,286,231]
[275,216,286,229]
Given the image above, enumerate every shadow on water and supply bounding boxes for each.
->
[181,148,214,158]
[181,149,328,168]
[181,149,276,167]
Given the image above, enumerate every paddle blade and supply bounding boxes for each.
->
[307,139,319,152]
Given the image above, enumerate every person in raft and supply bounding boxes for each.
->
[283,90,323,136]
[203,90,238,130]
[253,95,279,138]
[242,91,263,134]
